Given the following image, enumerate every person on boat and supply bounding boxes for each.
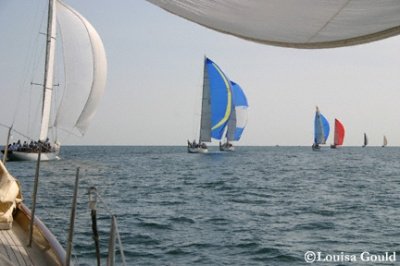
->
[200,142,207,149]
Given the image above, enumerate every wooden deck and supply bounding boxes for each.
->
[0,222,33,266]
[0,205,65,266]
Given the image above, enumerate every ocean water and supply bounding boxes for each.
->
[5,146,400,265]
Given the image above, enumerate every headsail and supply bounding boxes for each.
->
[226,81,248,141]
[333,118,345,146]
[54,0,107,136]
[314,107,329,145]
[199,58,232,142]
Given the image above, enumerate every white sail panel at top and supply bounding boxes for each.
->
[54,0,107,135]
[145,0,400,49]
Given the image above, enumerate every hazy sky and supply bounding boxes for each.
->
[1,0,400,146]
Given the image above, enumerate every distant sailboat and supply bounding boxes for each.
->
[330,118,345,149]
[220,81,248,151]
[188,57,232,153]
[362,133,368,147]
[312,106,330,151]
[382,135,388,147]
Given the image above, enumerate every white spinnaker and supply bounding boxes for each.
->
[145,0,400,49]
[55,0,107,136]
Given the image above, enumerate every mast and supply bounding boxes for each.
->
[39,0,57,142]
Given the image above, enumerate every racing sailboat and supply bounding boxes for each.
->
[330,118,345,149]
[188,57,232,153]
[382,135,388,147]
[312,106,330,151]
[362,133,368,148]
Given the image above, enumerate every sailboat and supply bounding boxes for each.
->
[362,133,368,147]
[2,0,107,161]
[330,118,345,149]
[382,135,388,147]
[312,106,330,151]
[188,57,232,153]
[220,81,248,151]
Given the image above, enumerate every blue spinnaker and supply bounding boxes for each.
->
[205,58,232,140]
[230,81,248,141]
[314,109,330,144]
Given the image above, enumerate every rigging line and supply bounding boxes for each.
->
[307,0,352,43]
[0,123,38,142]
[12,2,47,126]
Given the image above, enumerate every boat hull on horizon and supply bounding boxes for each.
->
[2,151,60,161]
[187,147,208,153]
[219,142,235,152]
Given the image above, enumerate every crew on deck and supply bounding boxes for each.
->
[5,138,54,153]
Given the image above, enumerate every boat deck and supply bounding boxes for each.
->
[0,222,33,265]
[0,211,62,266]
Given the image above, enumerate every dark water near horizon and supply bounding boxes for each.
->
[5,146,400,265]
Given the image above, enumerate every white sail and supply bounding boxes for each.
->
[146,0,400,49]
[39,0,57,142]
[54,0,107,136]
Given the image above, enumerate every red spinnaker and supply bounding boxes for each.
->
[334,119,345,146]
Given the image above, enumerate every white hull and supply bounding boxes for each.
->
[187,147,208,153]
[7,151,60,161]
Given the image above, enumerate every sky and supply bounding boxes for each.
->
[1,0,400,146]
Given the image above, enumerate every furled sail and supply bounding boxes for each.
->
[334,118,345,146]
[54,0,107,136]
[226,81,248,141]
[199,58,232,142]
[146,0,400,49]
[314,107,329,145]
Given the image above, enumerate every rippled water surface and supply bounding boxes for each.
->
[5,146,400,265]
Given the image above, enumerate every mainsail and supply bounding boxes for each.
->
[314,107,329,145]
[226,81,248,141]
[333,118,345,146]
[54,0,107,136]
[199,58,232,142]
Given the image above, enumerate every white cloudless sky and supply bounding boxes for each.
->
[1,0,400,146]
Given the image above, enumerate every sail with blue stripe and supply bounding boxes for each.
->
[226,81,248,141]
[199,57,232,142]
[314,106,330,145]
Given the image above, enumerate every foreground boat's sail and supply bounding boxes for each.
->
[220,81,248,151]
[312,106,329,150]
[331,118,345,148]
[2,0,107,161]
[189,57,232,153]
[146,0,400,49]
